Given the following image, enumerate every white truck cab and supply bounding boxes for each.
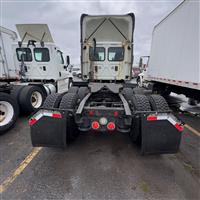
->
[12,24,71,81]
[81,14,134,81]
[13,43,69,81]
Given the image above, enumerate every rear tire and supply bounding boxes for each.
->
[148,95,170,112]
[68,86,79,94]
[43,93,64,108]
[77,87,89,101]
[59,93,79,143]
[19,86,46,113]
[132,87,145,95]
[10,85,25,102]
[130,95,151,144]
[0,93,19,134]
[122,87,134,103]
[132,94,151,111]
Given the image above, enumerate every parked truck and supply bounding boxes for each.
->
[0,24,72,134]
[29,13,183,154]
[140,0,200,101]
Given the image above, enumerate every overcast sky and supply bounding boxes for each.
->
[1,0,182,65]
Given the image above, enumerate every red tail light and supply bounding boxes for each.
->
[147,115,157,121]
[107,122,115,131]
[91,121,100,130]
[52,113,62,118]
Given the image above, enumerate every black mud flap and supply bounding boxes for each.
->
[30,110,67,148]
[141,114,182,154]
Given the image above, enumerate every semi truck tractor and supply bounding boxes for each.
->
[140,0,200,101]
[0,24,72,134]
[29,13,183,155]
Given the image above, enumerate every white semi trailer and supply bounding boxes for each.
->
[0,24,72,133]
[142,0,199,100]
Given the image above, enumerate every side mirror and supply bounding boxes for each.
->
[66,55,70,65]
[92,38,96,57]
[40,41,45,47]
[139,57,143,69]
[67,64,72,73]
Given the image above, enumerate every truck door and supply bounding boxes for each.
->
[16,47,32,76]
[33,47,50,77]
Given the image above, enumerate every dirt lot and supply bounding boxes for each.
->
[0,94,199,200]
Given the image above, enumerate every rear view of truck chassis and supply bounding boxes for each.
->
[29,13,183,154]
[29,83,183,154]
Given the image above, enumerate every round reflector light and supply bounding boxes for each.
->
[91,121,100,130]
[107,122,115,130]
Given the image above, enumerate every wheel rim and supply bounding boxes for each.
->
[31,91,43,108]
[0,101,14,126]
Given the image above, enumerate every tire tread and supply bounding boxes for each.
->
[149,95,170,112]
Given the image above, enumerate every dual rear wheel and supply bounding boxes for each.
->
[122,89,170,144]
[18,86,46,113]
[42,86,89,144]
[12,85,46,114]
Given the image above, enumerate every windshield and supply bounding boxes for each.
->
[16,48,32,62]
[108,47,124,61]
[89,47,105,61]
[34,48,50,62]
